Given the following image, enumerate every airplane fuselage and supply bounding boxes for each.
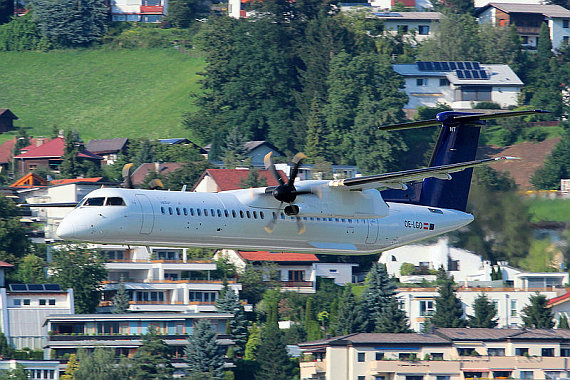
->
[56,183,474,255]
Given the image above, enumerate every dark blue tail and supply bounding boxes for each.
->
[381,111,483,212]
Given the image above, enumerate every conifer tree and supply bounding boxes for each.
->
[112,276,130,314]
[360,263,399,332]
[375,297,411,333]
[185,319,226,379]
[215,284,248,357]
[521,293,555,329]
[304,98,328,163]
[0,331,13,359]
[334,284,362,335]
[429,267,467,328]
[74,347,117,380]
[255,318,294,380]
[130,326,174,379]
[558,314,569,329]
[304,297,322,341]
[467,293,498,328]
[244,323,261,361]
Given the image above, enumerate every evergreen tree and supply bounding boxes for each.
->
[0,195,30,266]
[430,267,467,328]
[59,130,82,178]
[32,0,107,48]
[223,128,248,169]
[467,293,498,328]
[240,168,267,189]
[0,331,14,359]
[558,314,569,329]
[185,319,226,380]
[130,327,174,379]
[304,297,322,341]
[304,98,328,163]
[255,319,294,380]
[0,364,27,380]
[74,347,117,380]
[0,0,13,25]
[112,276,130,314]
[166,0,200,28]
[521,293,555,329]
[244,323,261,361]
[15,254,45,283]
[215,284,248,357]
[49,244,107,314]
[536,23,553,71]
[375,297,411,333]
[360,263,399,332]
[333,284,362,335]
[531,126,570,189]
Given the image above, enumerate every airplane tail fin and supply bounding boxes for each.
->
[380,109,549,211]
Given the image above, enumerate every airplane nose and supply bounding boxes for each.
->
[56,220,75,240]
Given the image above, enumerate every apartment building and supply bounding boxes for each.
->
[98,245,243,312]
[0,360,60,380]
[299,328,570,380]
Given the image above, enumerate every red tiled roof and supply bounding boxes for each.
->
[50,177,104,185]
[196,169,286,192]
[0,261,14,268]
[547,291,570,306]
[0,139,15,164]
[131,162,186,186]
[14,138,103,160]
[237,251,319,262]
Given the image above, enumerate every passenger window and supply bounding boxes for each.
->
[204,209,208,216]
[168,207,173,215]
[176,208,181,215]
[197,209,201,216]
[190,208,195,216]
[84,197,105,206]
[246,211,251,218]
[260,211,264,219]
[106,197,125,206]
[280,213,285,220]
[217,209,222,217]
[161,207,165,214]
[239,211,244,218]
[224,210,229,217]
[253,211,257,219]
[341,218,345,223]
[232,210,237,218]
[183,208,188,216]
[210,209,215,217]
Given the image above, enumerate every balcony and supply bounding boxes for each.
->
[140,5,163,13]
[102,279,236,284]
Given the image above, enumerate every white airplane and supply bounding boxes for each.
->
[50,110,547,255]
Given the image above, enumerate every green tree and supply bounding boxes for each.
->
[15,254,45,283]
[74,347,117,380]
[215,284,248,357]
[531,126,570,189]
[429,267,466,328]
[558,314,569,329]
[0,14,44,52]
[521,293,555,329]
[185,319,226,379]
[0,0,13,25]
[60,353,78,380]
[244,323,261,361]
[49,244,107,313]
[333,284,362,335]
[467,293,498,328]
[304,297,322,341]
[0,331,14,359]
[478,25,524,74]
[0,364,27,380]
[304,98,328,162]
[166,0,201,28]
[59,130,82,178]
[240,167,267,189]
[112,276,130,314]
[130,326,174,379]
[32,0,108,48]
[0,195,30,267]
[375,297,411,333]
[223,128,249,169]
[255,319,294,380]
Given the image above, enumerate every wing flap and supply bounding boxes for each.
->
[329,157,518,191]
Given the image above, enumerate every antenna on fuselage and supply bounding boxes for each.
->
[181,185,187,192]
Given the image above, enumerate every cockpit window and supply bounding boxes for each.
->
[84,197,105,206]
[106,197,125,206]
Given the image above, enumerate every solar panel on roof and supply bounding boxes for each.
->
[472,70,480,79]
[456,70,465,79]
[457,62,465,70]
[464,70,472,79]
[433,62,442,71]
[479,70,488,79]
[464,62,473,70]
[9,284,27,291]
[28,284,44,290]
[473,62,481,70]
[441,62,450,71]
[44,284,62,291]
[417,61,426,71]
[424,61,434,71]
[449,62,457,70]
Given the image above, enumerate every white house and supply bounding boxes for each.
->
[372,11,442,43]
[0,360,61,379]
[110,0,167,22]
[393,61,523,109]
[475,3,570,50]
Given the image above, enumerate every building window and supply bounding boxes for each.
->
[357,352,365,362]
[520,371,533,379]
[418,25,429,35]
[23,299,30,305]
[457,347,477,356]
[493,371,512,379]
[542,348,555,357]
[515,347,529,356]
[432,353,444,360]
[459,86,492,102]
[436,376,450,380]
[375,352,384,360]
[564,19,569,28]
[419,300,434,316]
[398,25,408,33]
[358,377,365,380]
[288,270,305,282]
[440,78,450,86]
[561,348,570,356]
[39,299,46,306]
[448,258,460,271]
[399,353,416,360]
[511,300,517,316]
[488,348,505,356]
[13,299,21,306]
[416,78,428,86]
[406,376,423,380]
[564,36,569,44]
[329,269,337,273]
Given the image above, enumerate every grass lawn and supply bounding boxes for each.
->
[526,198,570,222]
[0,48,204,142]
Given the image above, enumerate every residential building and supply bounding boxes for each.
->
[397,285,563,331]
[475,3,570,50]
[214,250,357,294]
[97,245,243,312]
[0,359,60,379]
[371,11,442,43]
[0,109,18,133]
[364,0,434,12]
[43,313,232,372]
[131,162,185,187]
[191,168,286,192]
[392,61,523,109]
[0,261,13,288]
[158,138,208,156]
[13,138,103,174]
[0,284,74,350]
[0,137,48,173]
[274,163,359,181]
[85,138,128,165]
[299,328,570,380]
[204,140,285,167]
[111,0,167,22]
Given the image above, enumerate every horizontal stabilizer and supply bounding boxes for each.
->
[379,109,550,131]
[330,156,518,191]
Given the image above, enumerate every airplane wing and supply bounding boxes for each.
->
[328,156,518,191]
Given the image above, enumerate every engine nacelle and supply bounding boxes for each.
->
[284,204,300,216]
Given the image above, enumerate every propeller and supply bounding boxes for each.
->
[122,163,134,189]
[263,152,311,235]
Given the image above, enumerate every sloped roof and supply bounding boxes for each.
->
[10,173,50,188]
[0,261,14,268]
[299,332,449,348]
[237,251,319,262]
[0,140,15,164]
[480,3,570,17]
[435,328,522,341]
[0,109,18,120]
[373,11,442,20]
[13,138,103,160]
[192,169,286,192]
[85,138,128,155]
[50,177,104,186]
[131,162,185,186]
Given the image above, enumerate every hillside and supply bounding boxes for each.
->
[0,49,204,142]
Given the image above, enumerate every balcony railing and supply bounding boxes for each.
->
[280,281,314,287]
[106,259,212,264]
[103,279,236,284]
